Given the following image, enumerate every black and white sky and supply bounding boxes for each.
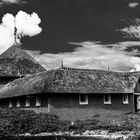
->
[0,0,140,71]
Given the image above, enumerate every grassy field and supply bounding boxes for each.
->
[0,109,140,139]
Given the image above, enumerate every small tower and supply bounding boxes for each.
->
[61,60,64,69]
[13,18,18,45]
[108,65,110,71]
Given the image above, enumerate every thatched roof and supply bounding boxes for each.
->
[0,44,46,77]
[0,67,139,98]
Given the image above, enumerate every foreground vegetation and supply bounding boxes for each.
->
[0,109,140,139]
[0,109,70,136]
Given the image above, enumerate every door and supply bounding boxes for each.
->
[137,96,140,112]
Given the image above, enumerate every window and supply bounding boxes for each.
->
[9,99,12,107]
[36,95,41,106]
[104,94,111,104]
[17,98,21,107]
[123,94,129,104]
[79,94,88,105]
[25,96,30,107]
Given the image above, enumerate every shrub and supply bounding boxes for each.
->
[0,109,66,135]
[30,113,64,134]
[0,109,37,134]
[60,120,71,132]
[74,119,99,132]
[0,118,11,136]
[74,117,136,133]
[96,120,112,130]
[0,108,138,136]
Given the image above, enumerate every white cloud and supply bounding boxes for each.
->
[0,11,139,72]
[2,13,15,31]
[1,0,26,4]
[1,0,19,4]
[110,41,140,54]
[119,18,140,38]
[120,25,140,38]
[0,11,42,54]
[130,57,140,64]
[0,13,15,54]
[130,57,140,71]
[130,64,140,72]
[0,13,137,72]
[15,11,42,37]
[128,2,139,8]
[27,41,140,72]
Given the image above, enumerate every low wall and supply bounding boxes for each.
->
[50,94,134,120]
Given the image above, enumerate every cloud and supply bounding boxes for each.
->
[0,13,15,54]
[0,11,135,72]
[15,11,42,37]
[0,11,42,54]
[120,25,140,38]
[110,41,140,54]
[1,0,26,4]
[128,2,139,8]
[130,64,140,72]
[0,10,139,72]
[130,57,140,72]
[1,0,19,3]
[119,18,140,38]
[27,41,140,72]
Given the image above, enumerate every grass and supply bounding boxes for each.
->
[69,112,140,134]
[1,108,140,139]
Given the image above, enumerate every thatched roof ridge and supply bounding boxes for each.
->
[0,67,139,99]
[0,45,46,76]
[60,66,140,77]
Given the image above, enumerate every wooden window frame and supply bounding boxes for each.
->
[123,94,129,104]
[35,95,41,107]
[17,98,21,107]
[25,96,30,107]
[9,99,12,108]
[104,94,111,104]
[79,94,88,105]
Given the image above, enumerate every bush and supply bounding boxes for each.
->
[30,113,64,134]
[73,117,136,133]
[74,119,99,132]
[0,109,138,136]
[0,118,11,136]
[0,109,38,135]
[0,109,67,135]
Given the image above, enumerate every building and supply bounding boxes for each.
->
[0,66,139,120]
[0,44,46,88]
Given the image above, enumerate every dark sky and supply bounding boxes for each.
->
[1,0,140,71]
[0,0,139,53]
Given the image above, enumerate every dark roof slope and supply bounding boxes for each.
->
[0,44,46,76]
[0,67,139,98]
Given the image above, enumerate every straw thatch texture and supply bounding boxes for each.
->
[0,67,139,99]
[0,45,46,76]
